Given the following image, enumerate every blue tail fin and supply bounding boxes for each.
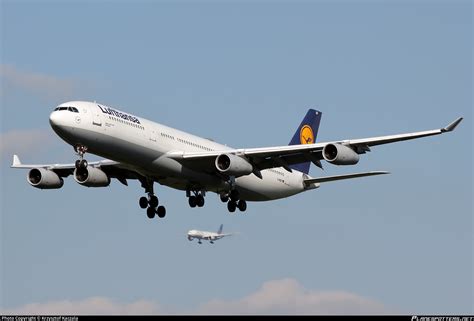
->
[288,109,322,174]
[217,224,223,234]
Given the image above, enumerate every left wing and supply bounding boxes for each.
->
[167,117,463,174]
[11,155,143,186]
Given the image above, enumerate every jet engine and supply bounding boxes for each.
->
[27,168,64,189]
[215,153,253,176]
[322,143,360,165]
[74,167,110,187]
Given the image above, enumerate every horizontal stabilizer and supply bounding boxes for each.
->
[304,171,389,186]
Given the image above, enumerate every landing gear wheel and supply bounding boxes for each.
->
[189,195,197,208]
[75,160,81,169]
[230,190,240,202]
[149,195,159,208]
[139,197,148,209]
[196,195,205,207]
[238,200,247,212]
[220,194,229,203]
[146,207,155,219]
[227,201,237,213]
[156,206,166,218]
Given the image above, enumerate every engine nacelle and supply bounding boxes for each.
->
[74,167,110,187]
[27,168,64,189]
[215,153,253,176]
[322,143,360,165]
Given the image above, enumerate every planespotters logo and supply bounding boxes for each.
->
[412,316,474,321]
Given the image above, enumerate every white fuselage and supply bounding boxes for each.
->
[187,230,225,242]
[49,101,307,201]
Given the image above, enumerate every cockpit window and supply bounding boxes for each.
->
[54,106,79,112]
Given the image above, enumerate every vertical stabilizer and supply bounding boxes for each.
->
[288,109,322,174]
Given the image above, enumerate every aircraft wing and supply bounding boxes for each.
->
[167,117,463,174]
[11,155,143,186]
[216,233,233,237]
[220,233,233,237]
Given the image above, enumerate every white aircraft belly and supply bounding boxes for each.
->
[236,170,304,201]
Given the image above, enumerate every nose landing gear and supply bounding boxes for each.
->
[74,144,89,169]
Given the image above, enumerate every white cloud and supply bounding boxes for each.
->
[196,278,388,315]
[1,278,388,315]
[0,297,162,315]
[0,64,77,100]
[0,129,53,162]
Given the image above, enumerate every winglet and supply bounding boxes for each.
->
[12,154,21,167]
[442,117,463,132]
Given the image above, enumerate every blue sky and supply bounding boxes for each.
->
[1,0,472,315]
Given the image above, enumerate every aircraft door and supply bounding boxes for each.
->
[149,130,157,142]
[93,107,102,127]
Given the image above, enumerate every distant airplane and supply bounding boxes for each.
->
[11,101,462,220]
[187,224,232,244]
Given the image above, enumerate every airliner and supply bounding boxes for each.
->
[187,224,232,244]
[11,101,462,219]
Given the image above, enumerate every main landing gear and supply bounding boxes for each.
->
[220,190,247,213]
[187,190,205,208]
[139,179,166,219]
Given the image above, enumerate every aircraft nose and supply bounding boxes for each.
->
[49,111,60,127]
[49,110,72,135]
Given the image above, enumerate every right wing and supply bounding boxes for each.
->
[219,233,233,237]
[168,117,463,175]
